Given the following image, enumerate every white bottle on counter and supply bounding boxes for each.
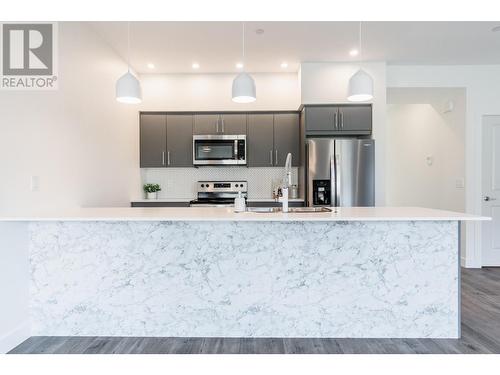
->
[234,191,246,212]
[280,186,289,213]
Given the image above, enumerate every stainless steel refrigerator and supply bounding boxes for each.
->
[306,138,375,207]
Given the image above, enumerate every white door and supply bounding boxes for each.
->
[482,116,500,266]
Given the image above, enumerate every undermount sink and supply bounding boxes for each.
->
[289,207,333,213]
[246,207,282,213]
[246,207,332,213]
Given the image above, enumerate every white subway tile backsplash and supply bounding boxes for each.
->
[141,167,299,200]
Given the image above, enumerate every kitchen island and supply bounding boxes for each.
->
[0,207,487,341]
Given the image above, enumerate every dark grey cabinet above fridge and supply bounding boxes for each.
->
[303,104,372,135]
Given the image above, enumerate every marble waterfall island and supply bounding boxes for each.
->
[1,207,488,339]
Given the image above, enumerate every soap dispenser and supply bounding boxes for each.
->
[234,191,246,212]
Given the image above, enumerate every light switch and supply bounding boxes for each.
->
[425,155,434,166]
[455,178,465,189]
[30,175,39,192]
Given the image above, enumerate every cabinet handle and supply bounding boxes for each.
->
[270,150,273,165]
[162,151,165,166]
[340,111,344,129]
[167,151,170,166]
[221,118,225,133]
[275,150,278,166]
[333,112,338,130]
[216,117,219,133]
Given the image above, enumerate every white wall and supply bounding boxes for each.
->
[0,223,29,353]
[299,62,387,205]
[386,88,466,212]
[0,22,141,212]
[387,65,500,267]
[139,73,300,111]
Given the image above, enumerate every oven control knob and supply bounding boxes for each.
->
[205,184,210,188]
[240,184,244,188]
[201,184,205,188]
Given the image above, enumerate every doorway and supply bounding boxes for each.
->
[481,116,500,266]
[386,87,467,258]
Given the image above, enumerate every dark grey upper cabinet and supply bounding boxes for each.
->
[220,114,246,134]
[273,113,300,167]
[247,113,300,167]
[247,114,274,167]
[140,114,167,168]
[193,114,219,134]
[194,114,246,135]
[304,105,372,135]
[337,105,372,133]
[166,115,193,167]
[304,106,336,132]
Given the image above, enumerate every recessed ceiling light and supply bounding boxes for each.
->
[349,49,359,57]
[492,26,500,32]
[147,63,155,69]
[192,62,200,69]
[255,28,264,35]
[236,62,244,69]
[280,62,288,68]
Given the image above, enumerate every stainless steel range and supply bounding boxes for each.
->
[189,181,248,207]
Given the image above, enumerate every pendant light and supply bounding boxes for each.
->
[347,22,373,102]
[232,23,256,103]
[116,22,142,104]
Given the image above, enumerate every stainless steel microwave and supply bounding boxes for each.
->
[193,135,247,166]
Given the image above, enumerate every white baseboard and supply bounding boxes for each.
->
[0,321,30,354]
[460,257,483,268]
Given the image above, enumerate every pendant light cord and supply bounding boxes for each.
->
[127,22,131,72]
[242,22,245,68]
[358,21,362,62]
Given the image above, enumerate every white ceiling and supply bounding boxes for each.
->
[89,21,500,73]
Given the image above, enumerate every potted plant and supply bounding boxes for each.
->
[144,183,161,200]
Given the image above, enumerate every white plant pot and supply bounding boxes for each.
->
[146,192,157,200]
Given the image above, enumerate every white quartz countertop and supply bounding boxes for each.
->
[0,206,489,222]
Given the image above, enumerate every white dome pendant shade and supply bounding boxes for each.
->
[347,69,373,102]
[232,23,256,103]
[116,71,142,104]
[347,22,373,102]
[116,22,142,104]
[232,72,256,103]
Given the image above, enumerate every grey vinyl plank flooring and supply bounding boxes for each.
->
[112,337,149,354]
[200,338,241,354]
[53,337,97,354]
[239,338,285,354]
[81,337,123,354]
[8,336,69,354]
[283,338,316,354]
[8,268,500,354]
[164,338,204,354]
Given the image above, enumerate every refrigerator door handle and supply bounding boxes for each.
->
[330,155,336,206]
[335,152,341,207]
